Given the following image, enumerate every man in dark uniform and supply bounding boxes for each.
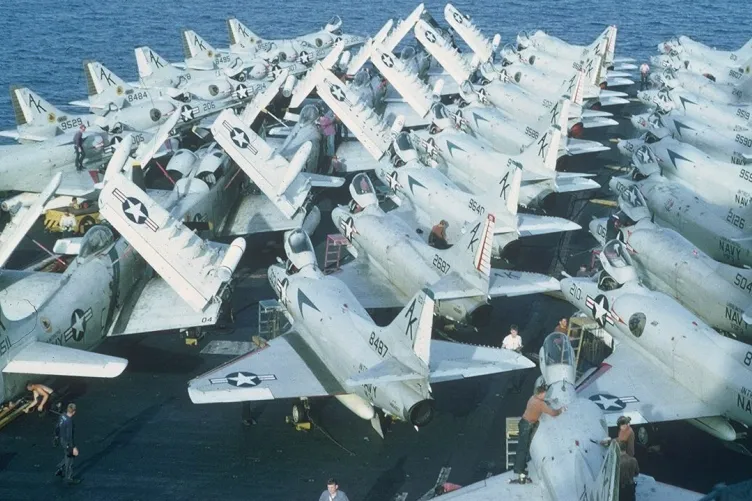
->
[512,384,564,484]
[619,440,639,500]
[54,403,81,484]
[73,125,86,171]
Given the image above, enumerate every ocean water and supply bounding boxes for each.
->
[0,0,748,133]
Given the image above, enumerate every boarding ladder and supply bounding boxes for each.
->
[323,234,349,274]
[505,416,521,470]
[257,299,290,340]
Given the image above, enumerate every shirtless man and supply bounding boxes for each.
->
[25,383,54,414]
[512,384,565,483]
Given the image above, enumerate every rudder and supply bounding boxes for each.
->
[10,86,64,127]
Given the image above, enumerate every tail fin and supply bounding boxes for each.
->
[481,163,522,234]
[181,29,216,60]
[10,86,64,127]
[558,70,585,106]
[227,18,263,47]
[134,47,182,81]
[518,124,562,174]
[83,61,134,105]
[443,213,495,285]
[380,288,434,370]
[576,440,619,501]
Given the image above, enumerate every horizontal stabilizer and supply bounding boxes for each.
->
[431,271,486,300]
[4,342,127,378]
[429,340,534,383]
[346,358,424,386]
[555,175,600,193]
[516,214,581,237]
[488,269,559,297]
[239,69,288,125]
[565,138,611,155]
[582,116,620,128]
[382,3,425,53]
[346,21,393,76]
[606,77,635,87]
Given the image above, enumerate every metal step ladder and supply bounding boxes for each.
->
[505,416,521,470]
[567,317,588,379]
[323,233,349,274]
[257,299,290,340]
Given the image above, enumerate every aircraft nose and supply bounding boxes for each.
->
[616,138,642,158]
[588,217,608,245]
[330,206,348,229]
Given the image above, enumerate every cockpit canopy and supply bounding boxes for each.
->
[394,131,418,164]
[350,173,378,209]
[324,15,342,34]
[78,225,114,259]
[597,240,637,287]
[541,332,575,368]
[284,228,316,271]
[299,104,320,125]
[431,103,453,130]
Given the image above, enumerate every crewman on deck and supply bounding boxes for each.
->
[73,125,86,171]
[554,317,568,334]
[513,384,565,484]
[619,440,639,501]
[428,220,449,249]
[640,63,650,90]
[24,383,53,414]
[502,324,523,352]
[319,478,350,501]
[54,403,81,484]
[617,415,635,457]
[60,209,76,237]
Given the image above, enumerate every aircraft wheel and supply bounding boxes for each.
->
[636,426,649,446]
[291,402,306,424]
[78,216,96,234]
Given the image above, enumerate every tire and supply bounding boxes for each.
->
[78,215,96,234]
[291,403,305,424]
[636,426,649,446]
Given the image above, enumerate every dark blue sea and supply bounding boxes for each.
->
[0,0,749,133]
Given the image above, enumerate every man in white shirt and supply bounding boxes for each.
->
[319,478,349,501]
[639,62,650,90]
[502,324,523,352]
[60,209,77,237]
[503,325,526,394]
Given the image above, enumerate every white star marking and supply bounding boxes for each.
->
[181,106,194,122]
[592,394,623,411]
[124,200,147,223]
[341,217,357,242]
[231,129,249,148]
[71,311,85,334]
[590,296,610,324]
[228,373,258,386]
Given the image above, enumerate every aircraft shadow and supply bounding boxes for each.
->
[362,456,407,501]
[73,399,171,476]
